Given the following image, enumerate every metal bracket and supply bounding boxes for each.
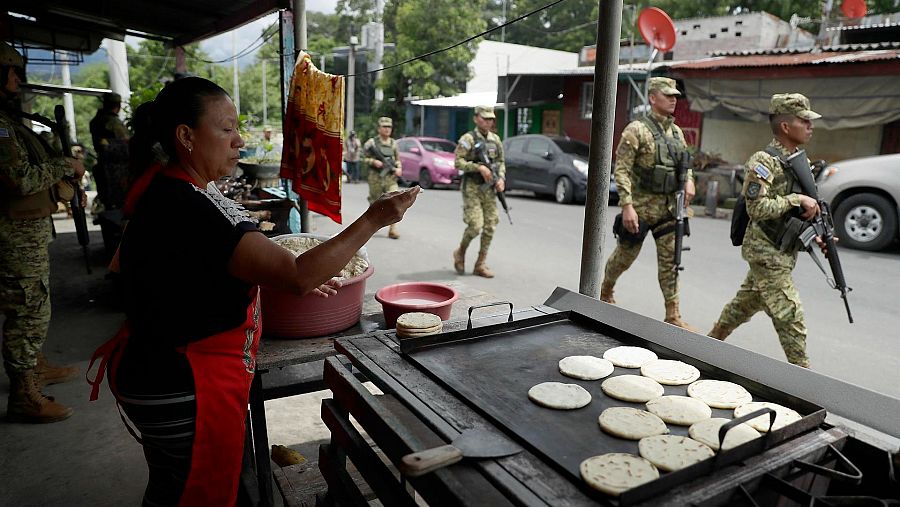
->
[793,444,864,485]
[466,302,514,330]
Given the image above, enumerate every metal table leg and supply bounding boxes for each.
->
[250,371,274,507]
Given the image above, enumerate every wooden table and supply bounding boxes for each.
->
[249,281,500,507]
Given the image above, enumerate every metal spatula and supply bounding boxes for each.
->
[400,429,522,477]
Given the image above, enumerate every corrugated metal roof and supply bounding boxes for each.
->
[672,48,900,69]
[710,41,900,57]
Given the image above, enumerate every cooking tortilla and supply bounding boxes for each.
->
[640,359,700,385]
[687,379,752,409]
[396,312,442,330]
[733,402,802,432]
[558,355,614,381]
[688,417,761,451]
[601,374,665,403]
[598,407,669,440]
[638,435,714,472]
[645,395,712,426]
[527,382,592,410]
[580,453,659,496]
[602,346,658,368]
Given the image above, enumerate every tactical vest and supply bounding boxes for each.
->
[755,146,806,252]
[0,110,69,219]
[635,117,686,194]
[90,111,121,151]
[462,131,501,186]
[369,138,395,167]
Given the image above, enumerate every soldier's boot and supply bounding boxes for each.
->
[473,253,494,278]
[6,370,74,424]
[36,352,79,387]
[388,224,400,239]
[664,301,700,333]
[707,323,732,341]
[599,280,616,304]
[452,247,466,275]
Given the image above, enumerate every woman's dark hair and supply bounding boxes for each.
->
[131,77,231,166]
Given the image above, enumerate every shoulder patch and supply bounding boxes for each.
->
[0,128,9,138]
[458,138,471,150]
[753,164,771,180]
[746,181,761,199]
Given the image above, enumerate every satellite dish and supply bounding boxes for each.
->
[638,7,676,53]
[841,0,867,19]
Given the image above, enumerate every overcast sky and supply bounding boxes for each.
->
[125,0,338,65]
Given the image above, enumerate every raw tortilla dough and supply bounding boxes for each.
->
[598,407,669,440]
[602,346,658,368]
[640,359,700,385]
[646,395,712,426]
[527,382,592,410]
[688,417,761,451]
[733,402,802,432]
[687,379,752,409]
[601,375,665,403]
[638,435,714,472]
[558,355,614,381]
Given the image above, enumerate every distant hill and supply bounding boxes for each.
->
[25,49,107,82]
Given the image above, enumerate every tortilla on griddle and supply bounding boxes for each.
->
[687,379,752,409]
[640,359,700,385]
[598,407,668,440]
[645,395,712,426]
[580,453,659,496]
[688,417,761,451]
[601,374,665,403]
[733,402,802,432]
[527,382,591,410]
[558,355,614,381]
[602,346,658,368]
[638,435,714,472]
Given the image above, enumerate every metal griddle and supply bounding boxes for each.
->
[398,310,826,505]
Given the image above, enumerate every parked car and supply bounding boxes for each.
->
[502,134,618,205]
[817,153,900,251]
[396,137,462,189]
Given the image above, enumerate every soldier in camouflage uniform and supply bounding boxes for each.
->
[89,92,130,209]
[452,106,505,278]
[600,77,697,330]
[363,117,402,239]
[0,41,84,423]
[708,94,823,368]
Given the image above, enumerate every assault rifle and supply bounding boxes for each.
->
[54,105,92,274]
[473,140,512,225]
[366,142,399,178]
[672,150,692,272]
[785,150,852,323]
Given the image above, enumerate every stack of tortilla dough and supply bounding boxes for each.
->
[395,312,443,338]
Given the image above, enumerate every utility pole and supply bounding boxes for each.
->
[105,39,131,121]
[293,0,310,232]
[501,0,507,42]
[262,59,267,126]
[579,0,623,298]
[347,36,357,135]
[232,32,240,114]
[60,52,76,142]
[373,0,385,102]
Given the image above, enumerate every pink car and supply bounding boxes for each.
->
[397,137,462,189]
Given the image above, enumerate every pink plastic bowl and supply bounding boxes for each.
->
[261,266,374,338]
[375,282,460,329]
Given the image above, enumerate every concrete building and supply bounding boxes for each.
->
[673,11,815,60]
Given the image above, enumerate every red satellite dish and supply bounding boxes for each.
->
[638,7,677,53]
[841,0,867,19]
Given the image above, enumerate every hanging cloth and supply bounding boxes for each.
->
[281,52,345,224]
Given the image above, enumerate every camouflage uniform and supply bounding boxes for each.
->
[602,103,694,305]
[0,104,72,374]
[363,136,401,204]
[455,127,505,257]
[711,94,822,368]
[89,94,130,209]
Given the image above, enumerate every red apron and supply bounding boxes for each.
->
[88,287,262,507]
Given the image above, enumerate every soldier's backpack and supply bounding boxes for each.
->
[729,147,787,246]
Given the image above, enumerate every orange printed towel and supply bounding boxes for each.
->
[281,52,345,223]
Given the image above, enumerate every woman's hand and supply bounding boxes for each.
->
[364,186,421,229]
[311,278,342,298]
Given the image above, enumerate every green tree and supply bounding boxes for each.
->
[30,62,111,151]
[486,0,598,52]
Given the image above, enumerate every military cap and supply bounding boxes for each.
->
[0,41,25,68]
[377,116,393,127]
[263,125,274,132]
[769,93,821,120]
[647,77,681,95]
[475,105,496,119]
[103,92,122,105]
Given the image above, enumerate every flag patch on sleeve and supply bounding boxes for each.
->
[753,164,771,180]
[0,128,9,138]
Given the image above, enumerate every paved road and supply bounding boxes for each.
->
[313,182,900,399]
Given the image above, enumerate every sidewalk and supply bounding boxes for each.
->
[1,213,331,506]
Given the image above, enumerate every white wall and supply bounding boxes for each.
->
[700,118,882,165]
